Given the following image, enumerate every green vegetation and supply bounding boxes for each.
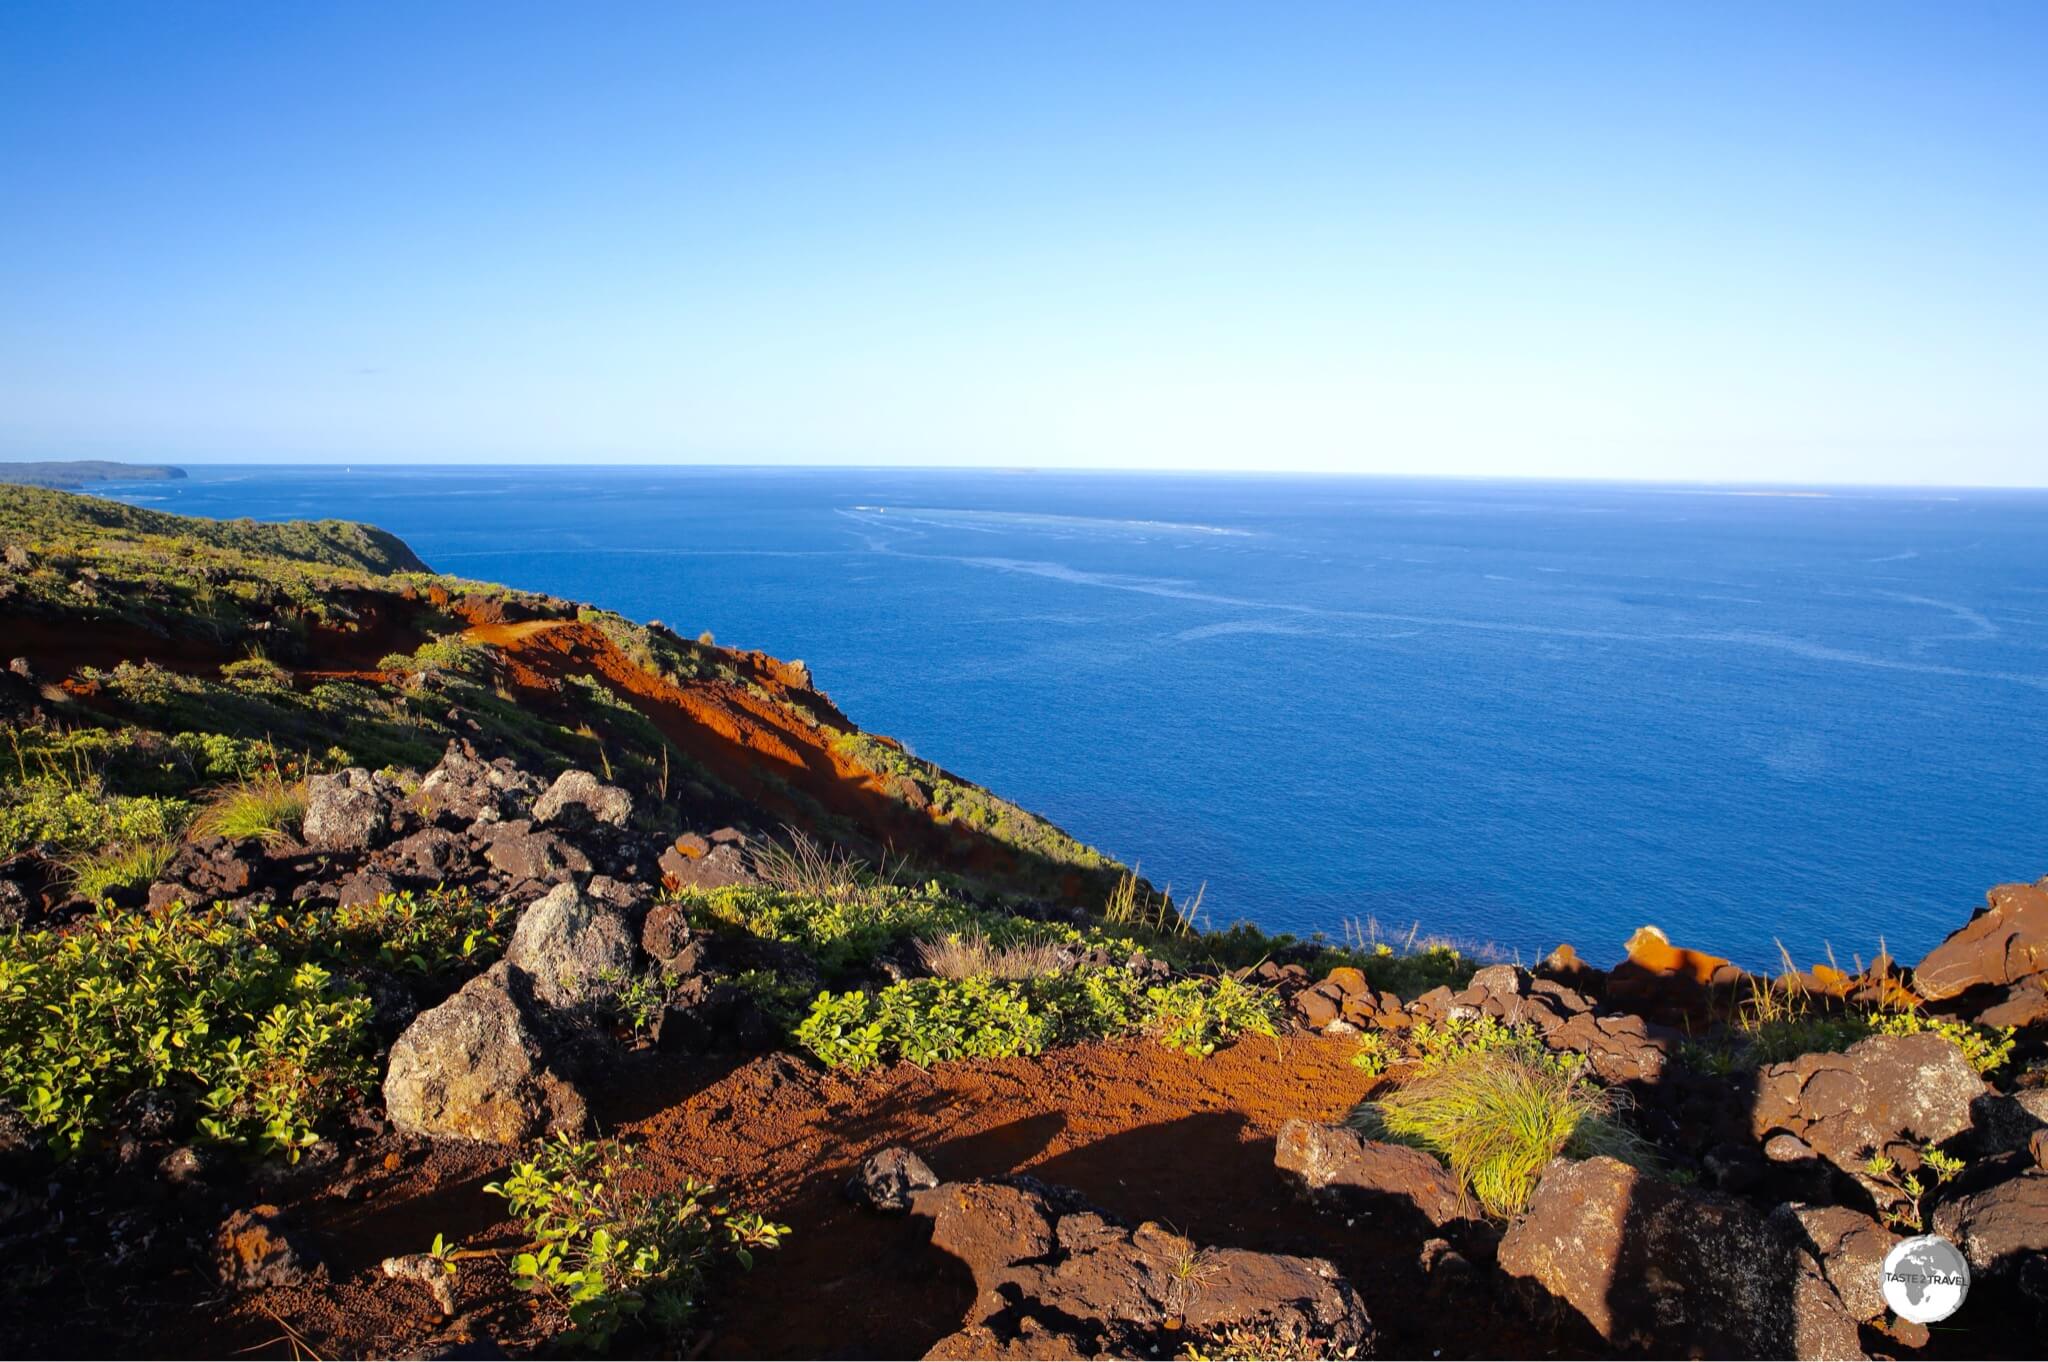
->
[191,773,307,845]
[0,903,373,1157]
[0,887,511,1157]
[1350,1047,1645,1217]
[1865,1144,1969,1232]
[793,969,1279,1072]
[486,1135,788,1352]
[67,836,179,902]
[1681,990,2016,1077]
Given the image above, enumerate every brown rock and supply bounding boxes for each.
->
[1931,1169,2048,1278]
[1499,1156,1864,1359]
[1749,1032,1985,1187]
[1769,1203,1899,1322]
[381,962,587,1143]
[1976,978,2048,1030]
[659,840,754,890]
[1274,1118,1468,1227]
[1914,878,2048,1002]
[914,1179,1371,1359]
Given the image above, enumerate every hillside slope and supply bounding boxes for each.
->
[0,485,1112,902]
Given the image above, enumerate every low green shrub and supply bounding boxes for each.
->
[1349,1048,1645,1217]
[1407,1014,1577,1078]
[68,836,180,902]
[1691,1005,2016,1077]
[325,887,512,977]
[486,1136,788,1351]
[0,903,373,1157]
[0,775,189,861]
[793,969,1279,1072]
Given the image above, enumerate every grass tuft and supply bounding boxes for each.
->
[192,773,308,845]
[915,930,1068,980]
[1348,1048,1647,1217]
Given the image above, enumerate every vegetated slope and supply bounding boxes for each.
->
[0,485,1112,901]
[0,482,425,574]
[0,460,187,490]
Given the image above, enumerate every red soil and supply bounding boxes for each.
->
[179,1033,1576,1360]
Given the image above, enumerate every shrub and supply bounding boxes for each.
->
[1351,1032,1395,1078]
[1406,1014,1576,1078]
[326,887,511,977]
[1145,976,1281,1057]
[192,773,308,845]
[0,775,189,861]
[1348,1049,1643,1217]
[486,1136,787,1351]
[0,903,373,1156]
[794,969,1278,1072]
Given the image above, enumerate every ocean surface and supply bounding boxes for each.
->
[98,466,2048,969]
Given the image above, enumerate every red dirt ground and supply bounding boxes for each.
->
[175,1033,1589,1361]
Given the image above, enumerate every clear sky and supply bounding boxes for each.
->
[1,2,2043,484]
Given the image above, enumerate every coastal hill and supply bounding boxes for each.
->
[1,486,2044,1360]
[0,458,186,489]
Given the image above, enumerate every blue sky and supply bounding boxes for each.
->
[1,2,2042,484]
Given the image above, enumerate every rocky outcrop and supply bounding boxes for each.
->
[381,962,587,1143]
[418,742,543,827]
[503,881,637,1010]
[1274,1118,1468,1227]
[658,835,755,891]
[303,768,402,852]
[1499,1156,1864,1359]
[1913,879,2048,1002]
[1749,1032,1985,1189]
[913,1178,1373,1360]
[533,769,633,829]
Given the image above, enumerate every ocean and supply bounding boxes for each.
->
[97,466,2048,970]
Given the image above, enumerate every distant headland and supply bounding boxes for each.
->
[0,459,186,489]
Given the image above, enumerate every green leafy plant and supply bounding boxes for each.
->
[485,1136,788,1351]
[326,887,511,976]
[1145,976,1281,1057]
[1351,1031,1395,1078]
[0,903,373,1156]
[66,836,179,902]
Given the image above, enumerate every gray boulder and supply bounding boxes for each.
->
[533,769,632,829]
[848,1145,940,1213]
[504,881,637,1009]
[303,768,400,852]
[418,742,544,826]
[382,962,587,1143]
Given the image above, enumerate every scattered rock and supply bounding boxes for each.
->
[1274,1118,1469,1227]
[847,1145,940,1213]
[659,839,754,890]
[1499,1156,1863,1359]
[504,882,637,1010]
[215,1204,315,1290]
[387,827,468,880]
[641,899,694,968]
[480,821,589,882]
[1546,1010,1675,1084]
[419,742,542,826]
[303,768,400,852]
[382,962,588,1143]
[532,769,633,829]
[914,1178,1373,1359]
[1976,977,2048,1030]
[336,870,399,910]
[1913,878,2048,1002]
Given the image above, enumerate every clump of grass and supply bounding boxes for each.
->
[750,827,870,899]
[1348,1048,1646,1218]
[192,772,308,845]
[915,930,1068,980]
[67,837,179,902]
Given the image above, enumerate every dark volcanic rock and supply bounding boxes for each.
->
[1750,1032,1984,1189]
[503,881,637,1010]
[913,1178,1373,1360]
[658,838,754,890]
[386,827,467,880]
[480,821,589,882]
[1914,878,2048,1002]
[1931,1169,2048,1281]
[418,741,544,826]
[1768,1202,1900,1323]
[847,1145,940,1213]
[1274,1118,1469,1227]
[1499,1156,1863,1359]
[382,962,587,1143]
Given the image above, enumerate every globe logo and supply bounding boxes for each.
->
[1881,1234,1970,1324]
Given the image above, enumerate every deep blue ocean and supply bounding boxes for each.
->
[98,466,2047,970]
